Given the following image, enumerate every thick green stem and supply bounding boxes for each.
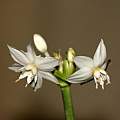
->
[60,85,75,120]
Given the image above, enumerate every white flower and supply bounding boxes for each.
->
[33,34,49,56]
[68,39,110,89]
[8,44,59,91]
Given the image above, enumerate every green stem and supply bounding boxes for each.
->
[60,85,75,120]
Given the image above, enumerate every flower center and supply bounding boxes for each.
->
[93,67,110,89]
[25,64,37,75]
[16,64,38,84]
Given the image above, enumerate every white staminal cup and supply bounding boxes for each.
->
[33,34,48,55]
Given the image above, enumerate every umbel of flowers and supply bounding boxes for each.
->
[8,34,111,120]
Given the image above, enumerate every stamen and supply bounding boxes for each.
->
[25,84,28,87]
[94,76,99,89]
[106,75,111,85]
[93,67,110,89]
[15,79,20,83]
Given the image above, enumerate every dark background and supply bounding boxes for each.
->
[0,0,119,120]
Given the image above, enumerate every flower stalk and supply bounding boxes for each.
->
[60,84,75,120]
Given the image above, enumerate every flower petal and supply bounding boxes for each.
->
[8,45,29,65]
[33,75,43,92]
[37,57,59,71]
[74,56,94,68]
[19,71,32,80]
[68,67,93,83]
[93,39,106,67]
[26,74,33,84]
[8,63,22,72]
[39,71,59,84]
[30,76,37,87]
[26,44,36,62]
[101,62,107,70]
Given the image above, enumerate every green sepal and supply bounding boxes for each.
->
[68,62,75,75]
[54,70,67,81]
[63,60,69,77]
[63,60,75,78]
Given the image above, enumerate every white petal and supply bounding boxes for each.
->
[30,75,37,87]
[93,39,106,67]
[37,57,59,71]
[33,34,47,53]
[19,71,31,80]
[26,44,36,62]
[38,71,59,84]
[74,56,94,68]
[8,63,22,72]
[27,74,33,84]
[101,62,107,70]
[8,66,22,72]
[8,45,29,65]
[34,75,43,91]
[68,67,93,83]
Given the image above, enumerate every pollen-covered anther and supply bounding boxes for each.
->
[93,68,110,89]
[25,64,37,75]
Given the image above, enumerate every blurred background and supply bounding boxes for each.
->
[0,0,119,120]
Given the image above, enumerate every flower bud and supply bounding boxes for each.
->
[53,51,62,60]
[53,51,63,73]
[33,34,47,53]
[67,48,76,62]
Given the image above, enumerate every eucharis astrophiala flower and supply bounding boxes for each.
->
[68,39,110,89]
[8,44,59,91]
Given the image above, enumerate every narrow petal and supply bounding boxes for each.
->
[74,56,94,68]
[68,67,93,83]
[93,39,106,67]
[26,74,33,84]
[8,45,29,65]
[30,75,38,88]
[26,44,36,62]
[8,66,22,72]
[19,71,32,80]
[101,62,107,70]
[8,63,22,72]
[37,57,59,71]
[20,44,37,63]
[38,71,59,84]
[34,75,43,92]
